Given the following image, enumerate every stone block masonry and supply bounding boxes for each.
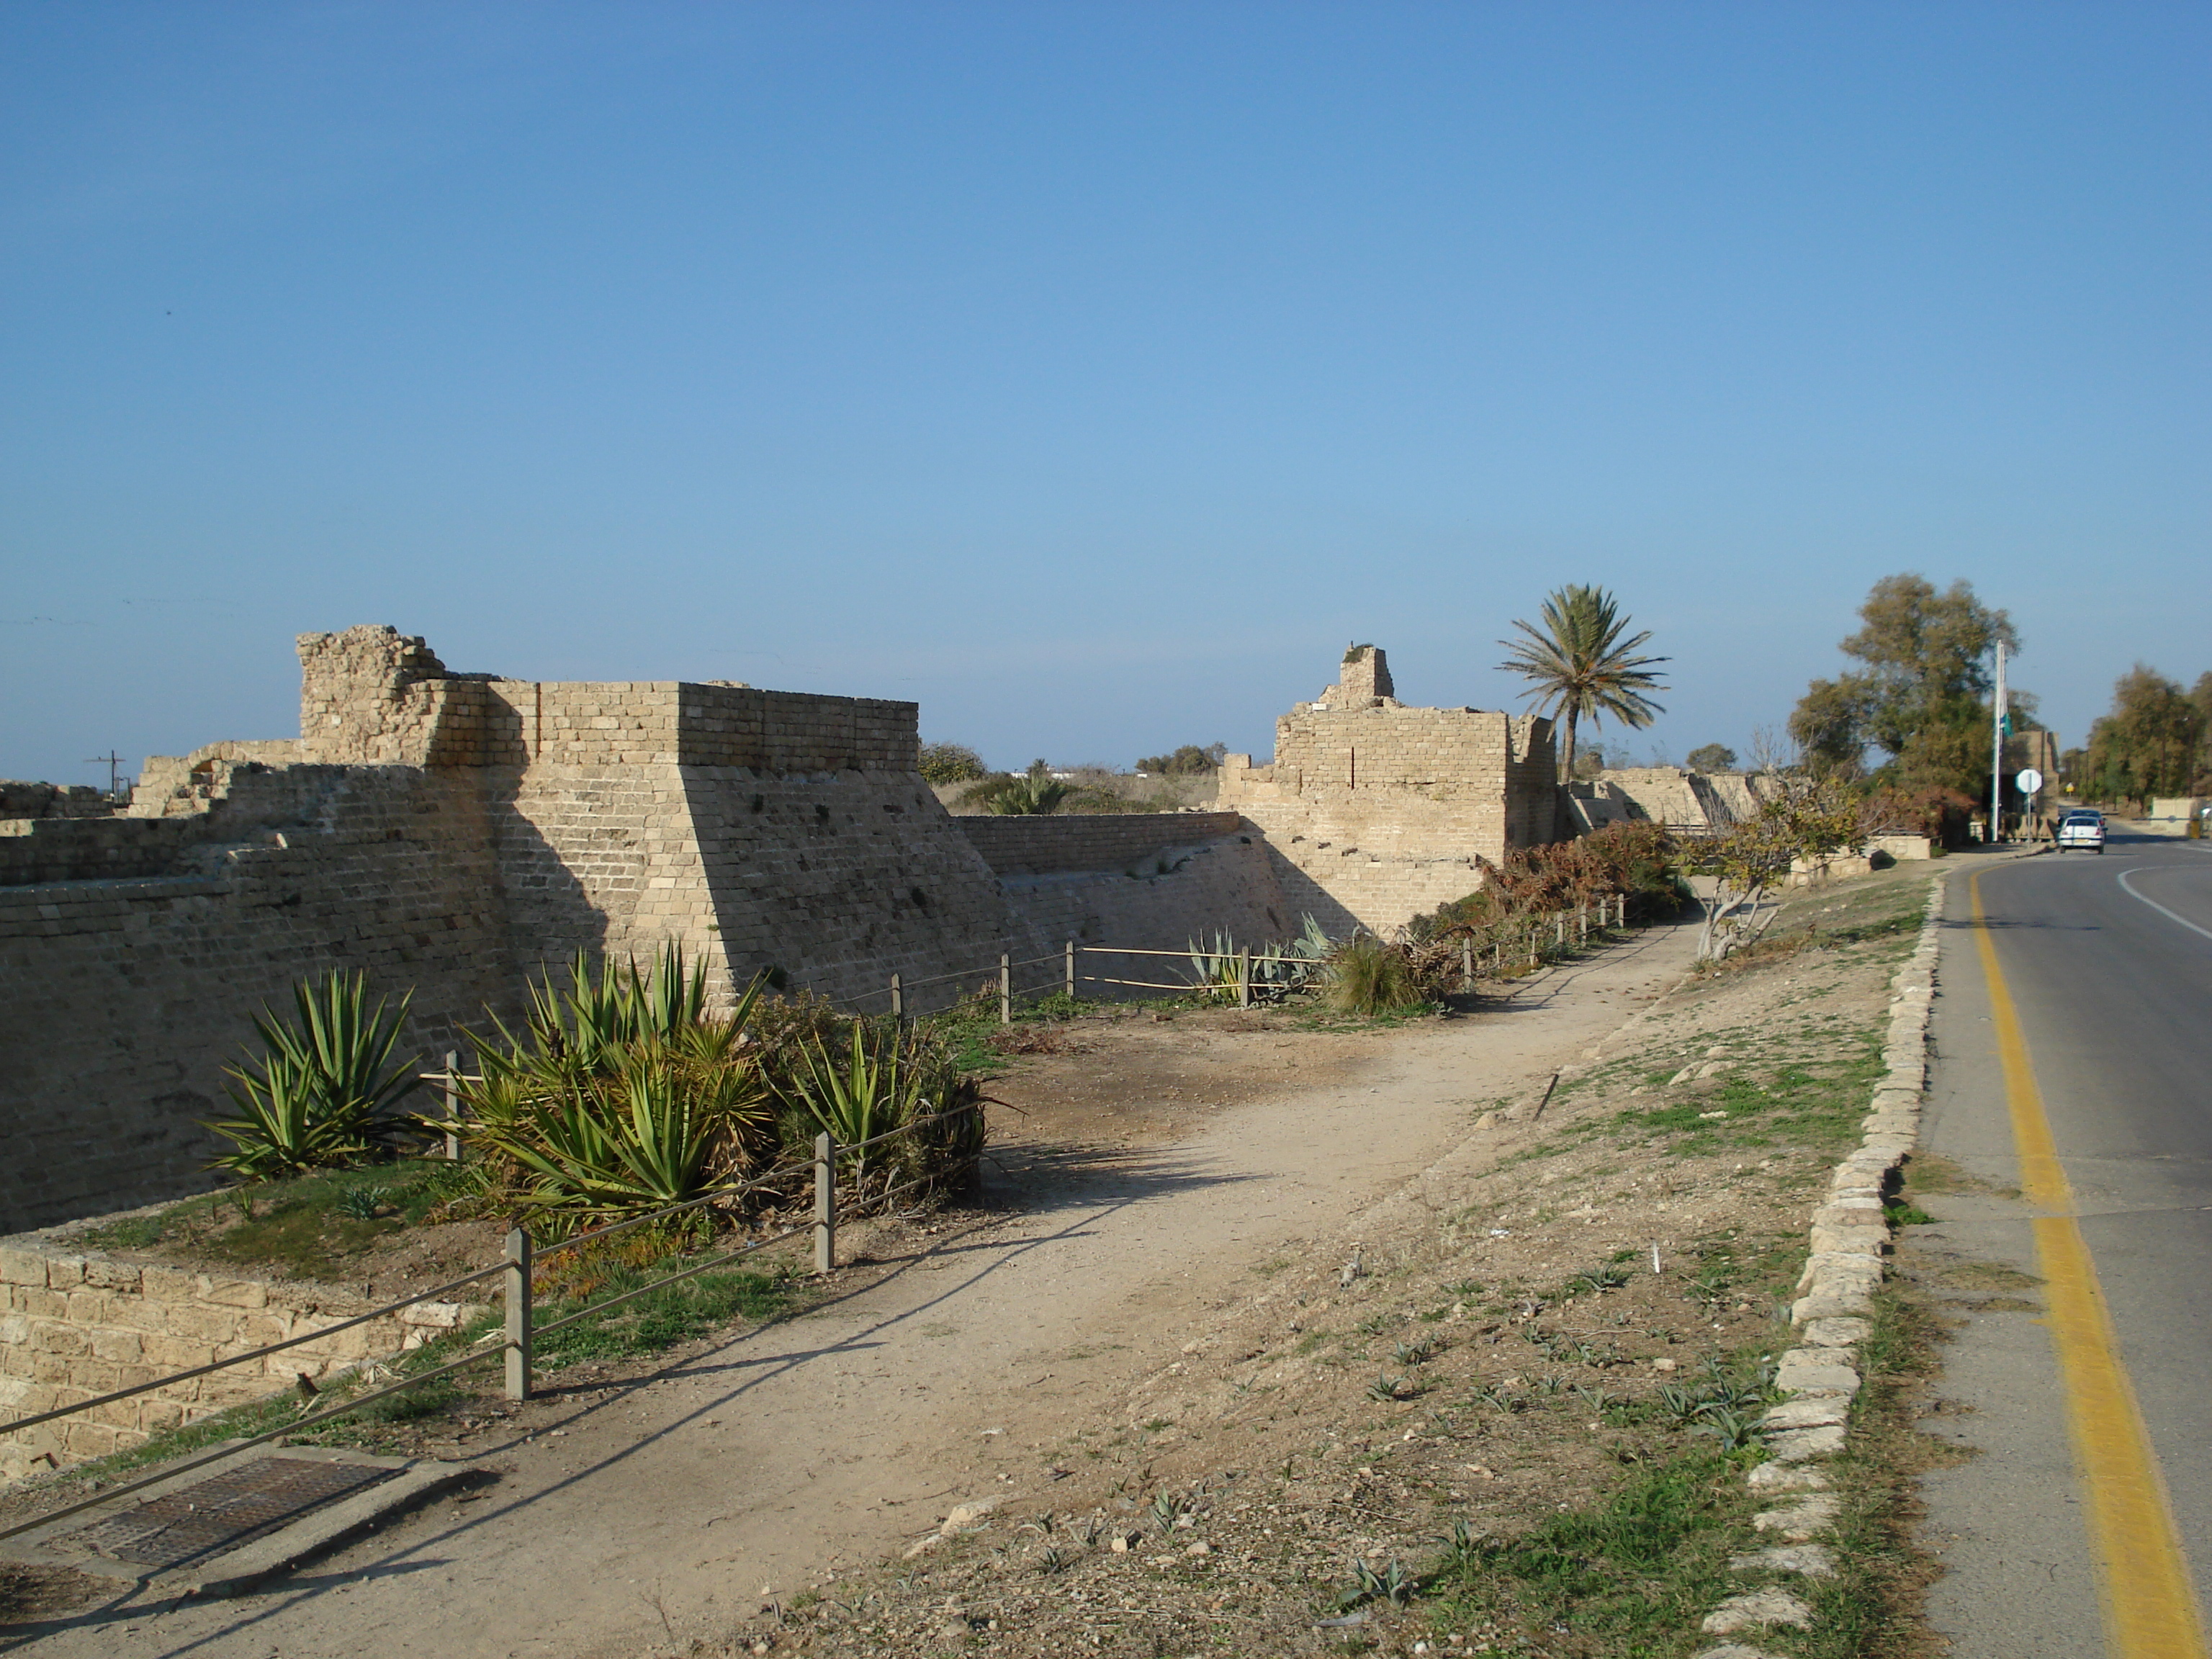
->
[3,629,1561,1236]
[1,626,1043,1234]
[0,1238,474,1481]
[1215,645,1558,935]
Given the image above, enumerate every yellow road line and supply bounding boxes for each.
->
[1972,871,2209,1658]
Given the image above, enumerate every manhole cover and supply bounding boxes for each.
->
[63,1456,400,1572]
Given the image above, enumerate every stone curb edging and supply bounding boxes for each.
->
[1690,870,1950,1653]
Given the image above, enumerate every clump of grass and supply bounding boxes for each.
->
[1328,935,1419,1017]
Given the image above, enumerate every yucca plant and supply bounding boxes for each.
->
[447,945,773,1223]
[783,1020,921,1189]
[207,971,419,1179]
[474,1041,769,1219]
[778,1017,986,1195]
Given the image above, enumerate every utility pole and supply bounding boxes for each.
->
[84,752,127,801]
[1990,642,2008,842]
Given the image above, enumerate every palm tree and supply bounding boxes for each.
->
[1496,585,1668,778]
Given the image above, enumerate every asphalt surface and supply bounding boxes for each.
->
[1918,832,2212,1655]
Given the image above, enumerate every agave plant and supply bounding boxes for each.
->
[207,971,420,1179]
[448,945,773,1220]
[1186,932,1245,1002]
[475,1040,769,1218]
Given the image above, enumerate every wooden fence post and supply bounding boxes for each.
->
[503,1227,533,1401]
[1461,938,1473,990]
[814,1132,836,1274]
[890,972,903,1021]
[1236,946,1251,1009]
[1066,940,1076,1001]
[442,1050,460,1161]
[999,955,1012,1025]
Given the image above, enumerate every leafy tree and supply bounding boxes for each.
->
[1136,743,1226,776]
[2082,666,2206,805]
[1686,744,1738,773]
[1687,773,1863,962]
[1496,585,1668,778]
[1788,574,2018,801]
[917,742,987,785]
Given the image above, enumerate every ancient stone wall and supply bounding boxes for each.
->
[0,783,117,821]
[4,629,1573,1234]
[1213,647,1557,933]
[957,812,1245,876]
[963,816,1290,967]
[0,629,1035,1230]
[0,1239,473,1480]
[0,765,524,1231]
[1565,767,1773,837]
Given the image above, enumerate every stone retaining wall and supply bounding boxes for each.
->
[1691,868,1949,1653]
[0,1240,475,1483]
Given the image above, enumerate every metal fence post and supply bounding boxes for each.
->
[1236,946,1251,1009]
[890,972,903,1021]
[503,1227,533,1401]
[1065,940,1076,1001]
[442,1050,461,1161]
[814,1132,836,1274]
[999,954,1012,1025]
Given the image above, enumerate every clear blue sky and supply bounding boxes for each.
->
[4,2,2206,786]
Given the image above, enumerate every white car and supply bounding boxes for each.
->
[2056,809,2105,854]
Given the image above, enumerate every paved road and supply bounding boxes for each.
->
[1919,833,2212,1657]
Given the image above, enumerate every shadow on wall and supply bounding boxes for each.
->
[1256,843,1365,940]
[0,746,609,1237]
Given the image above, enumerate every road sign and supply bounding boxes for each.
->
[2016,768,2044,796]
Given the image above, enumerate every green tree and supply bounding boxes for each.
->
[1136,743,1226,776]
[1787,574,2018,801]
[1496,585,1668,778]
[2193,673,2212,791]
[1686,743,1738,773]
[2082,667,2206,806]
[917,742,987,785]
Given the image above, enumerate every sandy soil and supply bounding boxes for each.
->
[4,922,1709,1658]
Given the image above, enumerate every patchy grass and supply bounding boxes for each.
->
[532,1257,799,1367]
[76,1161,482,1281]
[1424,1443,1758,1647]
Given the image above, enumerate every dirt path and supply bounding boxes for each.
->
[13,922,1701,1659]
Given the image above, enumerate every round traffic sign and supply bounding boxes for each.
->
[2016,768,2044,796]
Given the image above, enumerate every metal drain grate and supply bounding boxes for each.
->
[63,1456,400,1572]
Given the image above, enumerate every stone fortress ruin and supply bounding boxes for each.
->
[1,629,1747,1236]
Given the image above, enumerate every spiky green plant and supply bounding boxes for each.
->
[448,945,772,1222]
[207,971,419,1179]
[475,1040,769,1218]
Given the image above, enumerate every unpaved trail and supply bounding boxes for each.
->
[15,921,1699,1658]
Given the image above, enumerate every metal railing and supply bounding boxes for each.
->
[846,900,1640,1020]
[0,1104,978,1540]
[2,903,1642,1528]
